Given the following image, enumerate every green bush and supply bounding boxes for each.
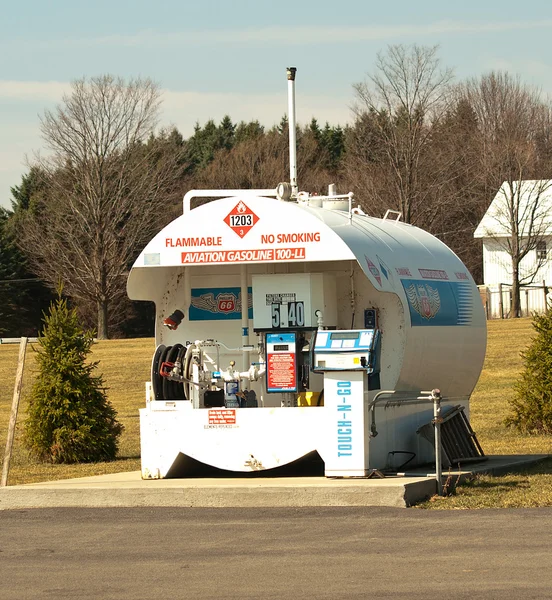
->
[506,309,552,434]
[24,294,123,463]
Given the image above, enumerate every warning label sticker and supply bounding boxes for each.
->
[267,353,297,392]
[223,201,259,239]
[208,409,237,425]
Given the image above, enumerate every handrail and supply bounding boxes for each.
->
[183,189,278,215]
[383,209,402,222]
[368,388,445,496]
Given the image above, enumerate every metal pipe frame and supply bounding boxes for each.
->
[183,189,277,215]
[368,388,445,496]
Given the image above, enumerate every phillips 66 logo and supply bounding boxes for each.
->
[217,293,235,313]
[190,287,253,321]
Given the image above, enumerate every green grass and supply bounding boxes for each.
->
[417,317,552,509]
[1,319,551,507]
[470,318,552,455]
[0,338,154,485]
[420,457,552,509]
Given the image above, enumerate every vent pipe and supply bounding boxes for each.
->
[287,67,298,196]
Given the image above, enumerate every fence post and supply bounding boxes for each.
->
[498,283,504,319]
[432,389,443,496]
[525,288,529,317]
[543,280,548,313]
[1,337,28,487]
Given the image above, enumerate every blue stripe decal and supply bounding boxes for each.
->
[401,279,473,326]
[189,287,253,321]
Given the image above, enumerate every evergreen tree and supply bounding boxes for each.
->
[0,206,53,337]
[309,118,322,142]
[506,309,552,433]
[234,120,264,144]
[219,115,236,150]
[322,124,346,169]
[25,293,123,463]
[0,208,20,334]
[185,117,237,171]
[1,169,55,337]
[276,114,289,135]
[10,166,48,213]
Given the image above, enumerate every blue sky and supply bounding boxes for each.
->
[1,0,552,208]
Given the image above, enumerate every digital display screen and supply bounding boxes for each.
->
[273,344,289,351]
[330,332,359,341]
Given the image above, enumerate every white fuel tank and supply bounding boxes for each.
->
[127,194,486,477]
[128,195,486,398]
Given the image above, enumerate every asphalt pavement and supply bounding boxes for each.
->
[1,506,552,599]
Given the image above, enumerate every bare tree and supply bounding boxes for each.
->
[18,75,184,338]
[195,125,336,194]
[477,179,552,317]
[465,73,552,316]
[195,130,288,190]
[421,97,491,281]
[350,44,454,224]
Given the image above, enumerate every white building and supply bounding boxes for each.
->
[474,180,552,318]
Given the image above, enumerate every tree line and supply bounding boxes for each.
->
[2,44,552,339]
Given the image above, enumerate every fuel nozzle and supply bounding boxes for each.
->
[163,309,184,330]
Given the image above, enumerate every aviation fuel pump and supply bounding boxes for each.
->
[147,266,383,478]
[128,67,486,479]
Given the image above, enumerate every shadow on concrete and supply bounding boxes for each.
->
[166,450,325,478]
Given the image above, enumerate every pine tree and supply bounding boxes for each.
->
[25,293,123,463]
[506,309,552,434]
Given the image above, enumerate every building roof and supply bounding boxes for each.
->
[474,180,552,239]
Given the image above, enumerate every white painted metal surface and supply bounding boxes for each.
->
[128,192,486,478]
[287,66,298,195]
[323,371,369,477]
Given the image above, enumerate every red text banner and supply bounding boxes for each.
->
[208,409,236,425]
[181,247,306,264]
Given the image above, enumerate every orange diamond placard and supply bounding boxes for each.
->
[223,201,259,238]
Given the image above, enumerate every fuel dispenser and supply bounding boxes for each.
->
[127,67,487,480]
[313,329,381,477]
[266,332,298,394]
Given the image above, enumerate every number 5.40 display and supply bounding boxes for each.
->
[271,301,305,328]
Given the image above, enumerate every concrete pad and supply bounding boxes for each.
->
[0,472,437,509]
[0,454,548,510]
[400,453,550,479]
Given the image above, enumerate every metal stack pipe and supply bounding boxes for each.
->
[287,67,298,196]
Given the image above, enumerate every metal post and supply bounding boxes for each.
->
[287,67,298,196]
[432,389,443,496]
[543,280,548,313]
[240,265,250,372]
[498,283,504,319]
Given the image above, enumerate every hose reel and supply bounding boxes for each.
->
[151,343,195,400]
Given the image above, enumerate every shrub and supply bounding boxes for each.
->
[24,294,123,463]
[506,309,552,434]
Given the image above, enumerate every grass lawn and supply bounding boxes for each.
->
[421,457,552,509]
[417,317,552,509]
[0,338,154,485]
[469,318,551,456]
[1,318,551,506]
